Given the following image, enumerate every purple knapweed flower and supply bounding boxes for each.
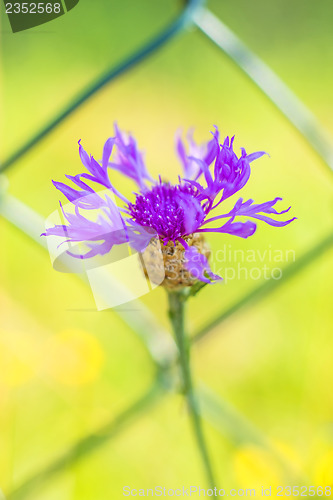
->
[43,124,295,287]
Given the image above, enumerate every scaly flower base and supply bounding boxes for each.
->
[143,234,211,289]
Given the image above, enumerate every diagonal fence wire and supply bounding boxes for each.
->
[193,229,333,342]
[194,7,333,172]
[0,0,203,174]
[0,189,177,367]
[5,379,165,500]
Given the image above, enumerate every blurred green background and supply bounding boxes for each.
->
[1,0,333,498]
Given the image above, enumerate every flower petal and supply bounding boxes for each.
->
[109,123,152,188]
[176,127,219,180]
[184,246,222,284]
[78,140,111,188]
[102,138,115,170]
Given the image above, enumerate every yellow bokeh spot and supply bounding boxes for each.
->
[0,346,34,387]
[45,329,105,386]
[233,445,282,490]
[0,330,36,387]
[272,440,303,476]
[315,449,333,491]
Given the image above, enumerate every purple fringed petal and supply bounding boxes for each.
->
[41,224,69,238]
[126,223,157,252]
[198,219,257,238]
[176,126,219,180]
[177,187,206,235]
[78,140,111,188]
[184,246,222,284]
[43,195,131,259]
[205,126,220,166]
[248,214,296,226]
[246,151,267,162]
[228,197,296,226]
[109,123,153,189]
[52,138,129,209]
[102,137,115,171]
[51,180,105,210]
[186,135,268,208]
[67,239,114,260]
[53,179,112,211]
[237,197,291,216]
[176,135,189,175]
[200,196,296,236]
[52,180,88,203]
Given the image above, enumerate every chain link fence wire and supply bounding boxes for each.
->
[1,0,333,498]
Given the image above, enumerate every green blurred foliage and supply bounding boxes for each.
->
[1,0,333,498]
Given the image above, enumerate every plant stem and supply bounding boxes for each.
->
[168,290,216,489]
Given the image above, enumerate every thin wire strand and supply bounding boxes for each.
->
[194,7,333,172]
[6,380,165,500]
[193,229,333,343]
[0,192,177,367]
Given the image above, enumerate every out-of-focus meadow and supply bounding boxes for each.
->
[1,0,333,498]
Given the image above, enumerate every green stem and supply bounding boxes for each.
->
[168,290,216,489]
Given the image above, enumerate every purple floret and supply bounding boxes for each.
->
[127,182,205,243]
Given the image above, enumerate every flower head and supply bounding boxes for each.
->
[43,124,295,287]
